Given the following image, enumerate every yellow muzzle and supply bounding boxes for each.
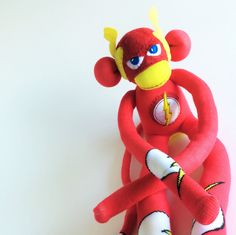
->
[134,61,171,90]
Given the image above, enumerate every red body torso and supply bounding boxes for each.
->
[135,79,192,176]
[136,79,191,137]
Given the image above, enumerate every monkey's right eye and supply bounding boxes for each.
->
[126,56,144,70]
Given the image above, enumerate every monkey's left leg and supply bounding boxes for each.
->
[137,190,172,235]
[119,205,137,235]
[191,139,231,235]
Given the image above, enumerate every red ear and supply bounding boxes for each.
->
[165,30,191,62]
[94,57,121,87]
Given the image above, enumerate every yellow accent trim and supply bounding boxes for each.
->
[163,92,172,125]
[205,182,224,192]
[163,230,172,235]
[148,7,171,61]
[134,61,171,90]
[114,47,127,79]
[177,168,185,195]
[103,28,127,79]
[171,162,178,167]
[104,27,118,58]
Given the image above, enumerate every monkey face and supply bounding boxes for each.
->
[94,25,191,89]
[118,28,171,90]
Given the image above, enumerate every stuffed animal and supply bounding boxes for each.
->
[93,8,230,235]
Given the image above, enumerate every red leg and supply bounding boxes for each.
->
[162,169,220,225]
[137,190,172,235]
[120,150,137,235]
[191,139,230,235]
[146,133,219,224]
[119,205,137,235]
[120,149,138,235]
[94,151,222,226]
[120,124,143,235]
[94,174,162,223]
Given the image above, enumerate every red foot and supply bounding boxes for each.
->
[93,204,110,223]
[195,195,220,225]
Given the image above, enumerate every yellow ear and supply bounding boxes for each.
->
[104,27,118,58]
[115,47,127,79]
[148,7,171,61]
[104,27,127,79]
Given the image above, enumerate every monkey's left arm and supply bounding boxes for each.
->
[171,69,218,174]
[94,71,220,224]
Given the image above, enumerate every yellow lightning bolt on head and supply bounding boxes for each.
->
[163,92,172,125]
[148,7,171,61]
[104,27,117,58]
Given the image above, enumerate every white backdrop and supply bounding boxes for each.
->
[0,0,235,234]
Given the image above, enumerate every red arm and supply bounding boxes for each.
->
[118,90,153,165]
[94,79,220,224]
[171,69,218,174]
[121,123,143,185]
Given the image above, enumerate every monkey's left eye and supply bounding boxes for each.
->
[126,56,144,70]
[147,44,161,56]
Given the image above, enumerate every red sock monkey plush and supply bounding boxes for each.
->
[93,9,230,235]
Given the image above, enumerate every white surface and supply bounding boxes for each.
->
[0,0,235,234]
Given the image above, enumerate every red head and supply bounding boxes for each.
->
[94,10,191,90]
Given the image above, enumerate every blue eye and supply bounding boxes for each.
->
[130,57,140,65]
[149,45,158,53]
[127,56,144,70]
[147,44,161,56]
